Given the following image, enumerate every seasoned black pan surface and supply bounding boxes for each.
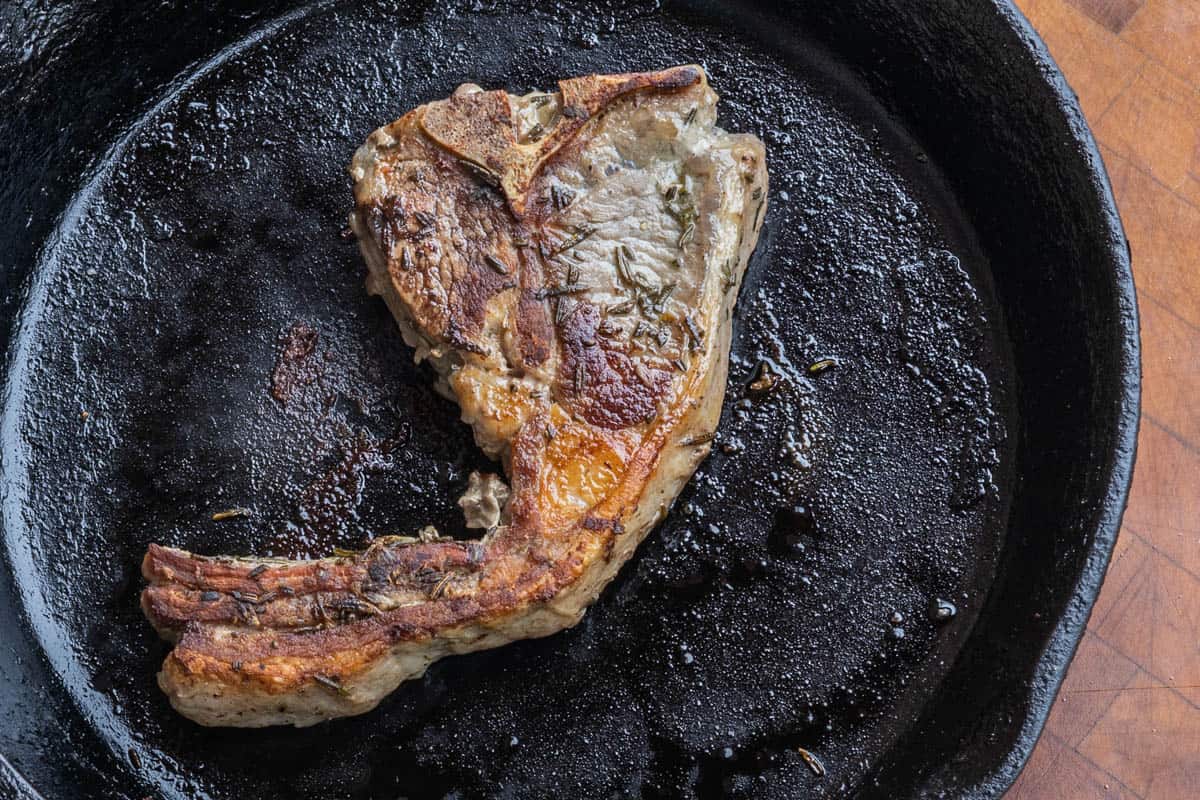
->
[0,2,1138,799]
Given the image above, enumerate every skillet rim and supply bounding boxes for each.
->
[906,1,1141,795]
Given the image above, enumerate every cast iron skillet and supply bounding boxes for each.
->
[0,1,1138,798]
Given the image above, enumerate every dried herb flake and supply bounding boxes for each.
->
[484,253,509,275]
[314,674,350,697]
[808,358,838,374]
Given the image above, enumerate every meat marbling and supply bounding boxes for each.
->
[141,65,767,727]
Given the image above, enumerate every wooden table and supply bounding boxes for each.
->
[1006,1,1200,797]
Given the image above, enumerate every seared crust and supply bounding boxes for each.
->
[141,65,767,726]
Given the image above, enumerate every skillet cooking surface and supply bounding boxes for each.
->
[0,1,1137,799]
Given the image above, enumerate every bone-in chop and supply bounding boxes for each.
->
[141,66,767,726]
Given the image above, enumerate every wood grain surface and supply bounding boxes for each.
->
[1008,1,1200,797]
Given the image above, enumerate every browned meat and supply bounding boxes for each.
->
[141,65,767,727]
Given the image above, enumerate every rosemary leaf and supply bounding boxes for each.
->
[314,674,350,697]
[551,224,596,256]
[679,222,695,247]
[683,314,704,350]
[536,283,586,299]
[484,253,509,275]
[797,748,826,777]
[680,431,716,446]
[808,357,838,374]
